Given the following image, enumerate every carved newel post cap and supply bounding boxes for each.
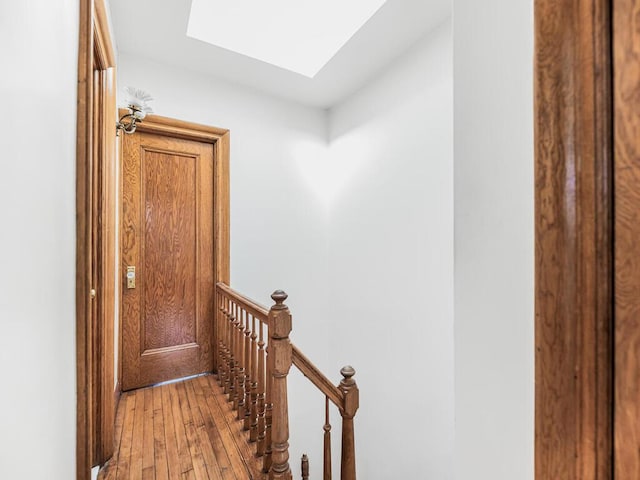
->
[340,365,356,380]
[271,290,288,307]
[340,365,359,417]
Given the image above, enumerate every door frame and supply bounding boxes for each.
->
[77,0,117,477]
[534,0,614,478]
[116,112,231,387]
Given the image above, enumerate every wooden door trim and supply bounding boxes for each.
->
[93,0,115,69]
[77,0,117,478]
[534,0,614,479]
[133,113,229,142]
[117,112,231,379]
[613,0,640,475]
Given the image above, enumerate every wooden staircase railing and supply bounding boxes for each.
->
[215,282,359,480]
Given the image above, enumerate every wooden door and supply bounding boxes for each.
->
[121,130,215,391]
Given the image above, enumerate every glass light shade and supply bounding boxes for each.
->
[133,109,146,120]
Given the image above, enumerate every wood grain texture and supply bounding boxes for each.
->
[291,345,343,409]
[122,132,214,390]
[91,65,102,465]
[216,282,359,478]
[267,292,293,480]
[76,0,93,476]
[338,367,358,480]
[100,65,117,465]
[135,114,229,143]
[214,132,231,373]
[614,0,640,475]
[77,0,118,476]
[119,112,230,377]
[216,283,269,322]
[98,375,267,480]
[143,149,198,350]
[534,0,613,479]
[92,65,118,466]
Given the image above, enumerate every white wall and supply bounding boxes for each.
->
[326,22,454,479]
[0,1,79,479]
[453,1,534,479]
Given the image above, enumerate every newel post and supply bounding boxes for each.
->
[268,290,293,480]
[339,366,359,480]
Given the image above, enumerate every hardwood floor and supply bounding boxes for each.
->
[99,375,267,480]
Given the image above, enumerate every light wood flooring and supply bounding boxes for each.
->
[99,374,267,480]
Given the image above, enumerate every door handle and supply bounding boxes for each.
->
[126,266,136,289]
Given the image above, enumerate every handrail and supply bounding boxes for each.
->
[216,283,346,410]
[215,282,358,480]
[216,282,269,321]
[292,345,344,409]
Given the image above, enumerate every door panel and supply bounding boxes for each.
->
[122,131,214,391]
[143,150,197,351]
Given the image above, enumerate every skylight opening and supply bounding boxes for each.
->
[187,0,388,78]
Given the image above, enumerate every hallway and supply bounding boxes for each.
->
[99,375,266,480]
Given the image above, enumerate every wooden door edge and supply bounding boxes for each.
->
[94,67,118,465]
[76,0,93,477]
[534,0,614,479]
[77,0,117,478]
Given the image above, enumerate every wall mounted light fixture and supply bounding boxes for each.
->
[116,87,153,135]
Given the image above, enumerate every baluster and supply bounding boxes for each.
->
[223,298,232,395]
[301,454,309,480]
[257,319,267,456]
[214,291,218,373]
[237,308,247,419]
[217,292,225,387]
[250,314,259,442]
[214,291,219,373]
[339,366,359,480]
[243,310,253,430]
[263,328,273,472]
[230,302,236,402]
[233,302,241,409]
[324,396,332,480]
[265,290,292,480]
[227,305,236,401]
[223,295,230,385]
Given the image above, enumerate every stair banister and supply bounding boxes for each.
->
[338,366,359,480]
[291,347,360,480]
[214,282,359,480]
[268,290,293,480]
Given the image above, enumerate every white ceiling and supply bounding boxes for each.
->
[109,0,451,108]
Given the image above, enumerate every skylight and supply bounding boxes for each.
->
[187,0,388,78]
